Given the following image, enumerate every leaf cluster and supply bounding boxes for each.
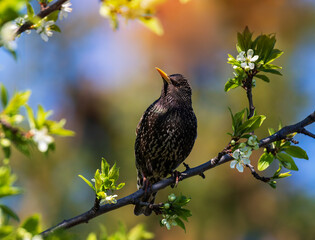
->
[160,194,192,232]
[225,27,283,92]
[79,158,125,201]
[26,104,74,137]
[258,127,309,188]
[0,84,74,156]
[228,108,265,138]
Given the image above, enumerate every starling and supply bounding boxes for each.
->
[134,67,197,216]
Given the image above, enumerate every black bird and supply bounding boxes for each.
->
[134,67,197,216]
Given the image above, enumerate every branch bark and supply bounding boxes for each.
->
[40,111,315,238]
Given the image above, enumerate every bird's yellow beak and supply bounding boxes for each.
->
[155,67,171,84]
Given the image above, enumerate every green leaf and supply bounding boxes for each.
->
[102,158,110,176]
[25,105,36,129]
[255,74,270,82]
[0,204,19,221]
[116,182,125,190]
[236,26,253,52]
[265,64,282,69]
[224,78,240,92]
[86,233,97,240]
[50,127,75,136]
[266,49,283,64]
[0,83,8,107]
[0,225,14,238]
[48,119,75,136]
[228,107,235,133]
[4,90,31,116]
[276,152,298,171]
[50,24,61,33]
[268,128,276,136]
[78,175,95,191]
[138,17,164,36]
[238,115,266,134]
[26,3,34,18]
[277,171,292,178]
[259,68,282,76]
[94,169,102,191]
[283,146,309,160]
[258,152,274,171]
[108,162,119,181]
[21,214,41,235]
[174,217,186,232]
[47,10,59,22]
[37,105,53,127]
[268,180,277,189]
[128,223,154,239]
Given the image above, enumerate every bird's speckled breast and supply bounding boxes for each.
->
[135,100,197,187]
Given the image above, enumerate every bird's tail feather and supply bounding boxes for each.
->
[134,192,156,216]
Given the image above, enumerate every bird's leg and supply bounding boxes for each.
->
[171,170,183,188]
[142,176,152,198]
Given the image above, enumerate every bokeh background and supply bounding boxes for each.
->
[1,0,315,239]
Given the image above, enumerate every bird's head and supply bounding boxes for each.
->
[156,67,192,104]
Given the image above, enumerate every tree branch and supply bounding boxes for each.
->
[16,0,68,36]
[0,119,27,137]
[259,111,315,148]
[40,111,315,237]
[243,70,257,119]
[246,164,271,182]
[299,127,315,139]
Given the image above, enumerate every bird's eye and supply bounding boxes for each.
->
[171,80,180,87]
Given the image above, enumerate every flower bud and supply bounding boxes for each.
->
[168,193,176,202]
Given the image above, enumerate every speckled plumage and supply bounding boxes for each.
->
[134,71,197,216]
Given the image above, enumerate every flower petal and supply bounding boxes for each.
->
[236,162,244,172]
[247,49,254,57]
[41,33,49,42]
[242,158,251,165]
[38,141,48,152]
[251,55,259,62]
[232,149,241,159]
[248,62,255,70]
[230,160,238,169]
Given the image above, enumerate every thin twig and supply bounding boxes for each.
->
[246,164,271,182]
[0,119,27,137]
[243,71,257,119]
[299,128,315,139]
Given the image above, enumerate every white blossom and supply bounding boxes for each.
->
[31,127,54,152]
[59,1,72,20]
[236,49,259,71]
[247,135,259,149]
[15,15,31,34]
[101,194,118,204]
[230,146,252,172]
[161,214,178,230]
[36,20,54,42]
[0,21,18,50]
